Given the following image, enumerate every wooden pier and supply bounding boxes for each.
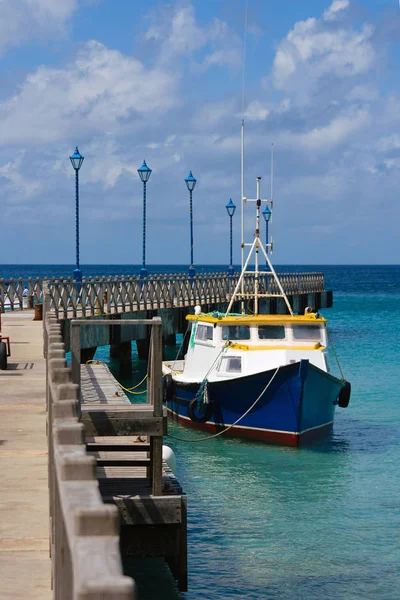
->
[0,272,333,369]
[0,311,52,599]
[46,310,187,597]
[0,270,331,316]
[0,306,187,598]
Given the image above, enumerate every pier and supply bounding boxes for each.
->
[0,305,187,598]
[0,311,51,598]
[0,271,332,368]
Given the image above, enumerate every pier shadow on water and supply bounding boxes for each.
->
[122,558,183,600]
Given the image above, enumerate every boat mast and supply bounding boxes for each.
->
[226,176,294,317]
[240,0,248,315]
[254,177,261,315]
[241,119,245,314]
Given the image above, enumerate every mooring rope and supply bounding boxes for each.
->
[86,359,148,394]
[326,330,345,381]
[167,365,280,443]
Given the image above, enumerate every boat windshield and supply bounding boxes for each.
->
[221,325,250,341]
[292,325,322,341]
[196,324,214,342]
[258,325,285,340]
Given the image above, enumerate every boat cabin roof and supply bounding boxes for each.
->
[186,313,326,325]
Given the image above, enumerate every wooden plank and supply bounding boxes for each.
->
[81,404,165,416]
[87,451,151,467]
[86,442,151,452]
[81,412,166,436]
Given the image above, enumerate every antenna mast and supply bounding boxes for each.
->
[240,0,249,314]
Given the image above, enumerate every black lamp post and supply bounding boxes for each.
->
[69,146,84,282]
[137,160,152,279]
[225,198,236,275]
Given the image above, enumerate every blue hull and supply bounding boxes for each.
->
[167,361,344,446]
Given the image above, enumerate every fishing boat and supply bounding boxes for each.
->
[162,138,350,447]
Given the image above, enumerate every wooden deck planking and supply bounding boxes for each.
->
[0,311,51,600]
[81,363,131,405]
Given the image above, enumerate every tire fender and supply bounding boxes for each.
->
[338,381,351,408]
[163,373,174,402]
[188,398,213,423]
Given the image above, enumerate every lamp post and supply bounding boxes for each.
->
[262,205,271,267]
[137,160,152,279]
[185,170,197,277]
[69,146,84,282]
[225,198,236,275]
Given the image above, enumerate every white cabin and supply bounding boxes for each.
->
[166,313,330,384]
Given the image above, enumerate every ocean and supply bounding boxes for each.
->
[2,264,399,600]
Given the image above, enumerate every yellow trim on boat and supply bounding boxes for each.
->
[229,342,326,351]
[186,313,326,325]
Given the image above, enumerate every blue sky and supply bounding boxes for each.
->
[0,0,399,265]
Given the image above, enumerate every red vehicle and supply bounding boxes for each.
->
[0,313,10,370]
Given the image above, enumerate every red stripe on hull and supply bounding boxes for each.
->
[167,408,333,447]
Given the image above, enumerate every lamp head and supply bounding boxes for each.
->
[138,159,152,183]
[262,205,272,223]
[70,146,84,171]
[226,198,236,217]
[185,170,197,192]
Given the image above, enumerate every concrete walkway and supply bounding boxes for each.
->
[0,311,51,599]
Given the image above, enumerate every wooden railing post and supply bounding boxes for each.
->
[71,321,81,390]
[148,317,163,496]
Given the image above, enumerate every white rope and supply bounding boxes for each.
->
[167,366,280,443]
[327,329,345,381]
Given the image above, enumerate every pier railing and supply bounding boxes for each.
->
[1,271,325,316]
[45,312,136,598]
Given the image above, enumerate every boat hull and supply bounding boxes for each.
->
[166,361,344,447]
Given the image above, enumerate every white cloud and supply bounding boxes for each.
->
[377,134,400,153]
[0,0,78,55]
[145,4,241,70]
[346,84,378,102]
[0,152,41,201]
[244,101,270,122]
[0,41,179,146]
[194,99,236,128]
[279,107,370,151]
[323,0,350,22]
[272,8,375,103]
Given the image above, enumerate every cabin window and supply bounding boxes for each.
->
[292,325,321,341]
[221,325,251,341]
[220,356,242,373]
[195,324,214,342]
[258,325,285,340]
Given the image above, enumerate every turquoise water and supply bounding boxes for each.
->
[99,266,400,600]
[4,264,400,599]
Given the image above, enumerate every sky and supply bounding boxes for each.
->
[0,0,400,266]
